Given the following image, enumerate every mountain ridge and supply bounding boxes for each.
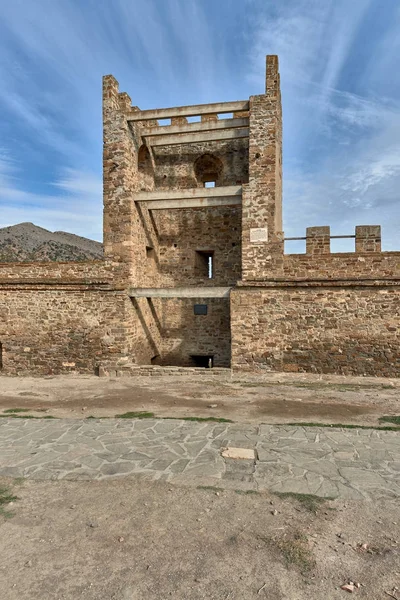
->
[0,222,103,262]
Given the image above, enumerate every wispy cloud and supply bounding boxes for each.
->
[0,0,399,250]
[0,158,102,239]
[247,0,400,249]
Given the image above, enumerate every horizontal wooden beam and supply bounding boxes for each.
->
[127,100,249,122]
[135,185,242,202]
[129,287,232,298]
[145,128,248,147]
[146,197,241,210]
[140,117,248,138]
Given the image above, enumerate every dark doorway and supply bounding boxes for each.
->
[190,355,214,368]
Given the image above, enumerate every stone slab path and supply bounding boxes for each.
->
[0,418,399,500]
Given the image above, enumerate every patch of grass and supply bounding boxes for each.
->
[0,414,56,419]
[379,415,400,425]
[169,416,233,423]
[3,408,30,414]
[279,421,400,431]
[197,485,224,493]
[234,489,259,496]
[276,530,315,572]
[273,492,334,513]
[233,380,395,392]
[115,411,155,419]
[0,486,18,519]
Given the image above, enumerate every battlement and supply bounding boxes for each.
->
[284,225,382,255]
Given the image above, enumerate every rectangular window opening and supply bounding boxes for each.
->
[218,112,233,119]
[187,116,201,123]
[190,355,213,368]
[146,246,156,260]
[204,181,216,188]
[194,304,208,316]
[157,118,171,126]
[195,250,214,279]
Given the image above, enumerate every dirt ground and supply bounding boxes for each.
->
[0,476,399,600]
[0,372,399,426]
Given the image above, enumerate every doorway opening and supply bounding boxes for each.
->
[190,355,214,368]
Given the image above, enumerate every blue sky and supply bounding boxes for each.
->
[0,0,399,250]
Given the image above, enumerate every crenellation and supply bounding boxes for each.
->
[306,226,331,255]
[355,225,381,253]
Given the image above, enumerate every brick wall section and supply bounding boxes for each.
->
[153,207,241,286]
[231,284,400,376]
[0,261,111,283]
[280,252,400,280]
[103,75,142,286]
[241,55,284,281]
[0,288,135,375]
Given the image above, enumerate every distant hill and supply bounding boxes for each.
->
[0,223,103,262]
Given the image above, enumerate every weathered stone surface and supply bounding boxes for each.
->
[0,418,399,501]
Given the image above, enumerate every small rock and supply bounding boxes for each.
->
[215,492,220,496]
[87,521,99,528]
[341,583,355,593]
[25,560,32,567]
[360,543,368,550]
[271,509,278,516]
[69,504,76,510]
[118,536,124,542]
[81,407,87,412]
[208,404,218,408]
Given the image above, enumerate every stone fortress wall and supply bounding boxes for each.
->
[0,55,399,376]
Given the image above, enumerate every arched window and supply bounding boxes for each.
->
[194,154,223,187]
[137,145,154,190]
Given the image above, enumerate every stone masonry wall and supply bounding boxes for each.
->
[241,56,284,281]
[131,298,231,367]
[231,284,400,376]
[0,286,135,375]
[152,207,241,287]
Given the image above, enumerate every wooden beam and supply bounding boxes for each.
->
[140,117,248,137]
[127,100,249,122]
[129,287,232,298]
[135,185,242,202]
[145,128,249,147]
[145,197,242,210]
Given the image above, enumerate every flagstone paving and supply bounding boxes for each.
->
[0,418,399,500]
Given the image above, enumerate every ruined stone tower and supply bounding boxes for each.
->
[102,56,283,368]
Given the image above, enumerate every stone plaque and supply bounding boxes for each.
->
[250,227,268,243]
